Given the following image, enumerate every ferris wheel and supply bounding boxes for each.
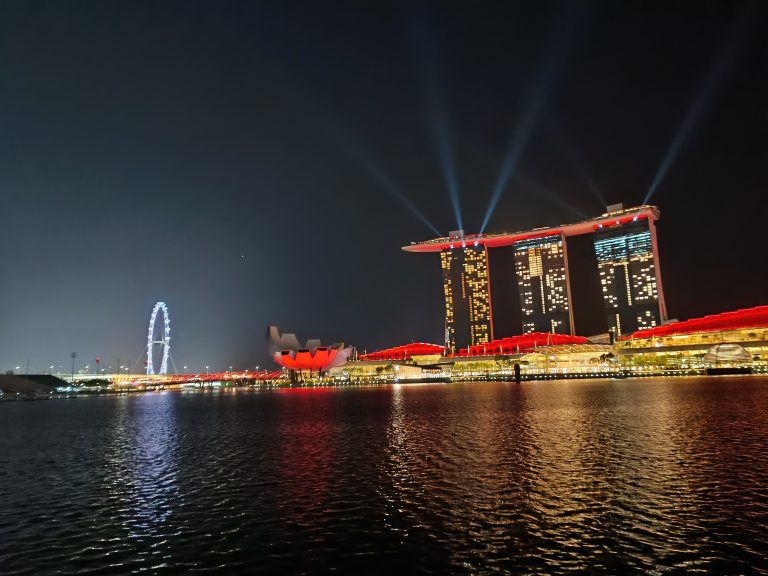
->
[146,301,171,375]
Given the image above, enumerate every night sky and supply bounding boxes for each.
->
[1,1,767,373]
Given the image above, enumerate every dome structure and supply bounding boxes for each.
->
[703,343,751,366]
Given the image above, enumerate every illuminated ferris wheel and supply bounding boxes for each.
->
[146,301,171,375]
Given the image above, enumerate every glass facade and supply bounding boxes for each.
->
[513,234,573,334]
[617,326,767,372]
[593,217,665,335]
[440,245,492,352]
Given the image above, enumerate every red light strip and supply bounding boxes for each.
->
[403,206,659,253]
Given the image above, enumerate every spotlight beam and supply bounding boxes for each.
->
[643,8,760,204]
[335,130,444,238]
[226,54,444,239]
[408,6,463,232]
[554,125,605,207]
[480,6,578,233]
[515,174,589,220]
[353,153,443,237]
[430,103,462,234]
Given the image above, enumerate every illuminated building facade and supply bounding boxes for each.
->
[440,241,492,352]
[404,204,667,340]
[617,305,768,370]
[513,234,573,334]
[593,215,666,335]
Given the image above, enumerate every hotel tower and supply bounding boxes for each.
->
[593,214,667,335]
[404,204,667,347]
[513,233,573,335]
[439,231,492,352]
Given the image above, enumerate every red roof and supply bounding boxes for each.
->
[452,333,589,357]
[361,342,444,361]
[621,305,768,340]
[361,334,591,361]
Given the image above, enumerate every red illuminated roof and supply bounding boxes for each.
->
[360,334,592,361]
[361,342,444,361]
[274,347,340,371]
[402,205,659,253]
[452,333,589,357]
[621,305,768,340]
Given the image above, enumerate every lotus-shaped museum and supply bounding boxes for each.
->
[267,326,352,372]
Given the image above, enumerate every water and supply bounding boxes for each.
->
[2,377,768,575]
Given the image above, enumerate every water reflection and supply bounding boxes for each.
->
[380,379,768,573]
[382,383,543,571]
[105,393,180,542]
[2,379,768,575]
[275,388,335,526]
[382,384,413,538]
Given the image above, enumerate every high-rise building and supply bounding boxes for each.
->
[404,204,667,340]
[513,233,573,334]
[593,214,666,335]
[440,239,492,352]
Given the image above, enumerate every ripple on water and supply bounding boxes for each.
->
[1,379,768,574]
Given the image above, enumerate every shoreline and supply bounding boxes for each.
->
[3,369,767,402]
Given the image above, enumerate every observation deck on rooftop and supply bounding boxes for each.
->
[402,204,660,253]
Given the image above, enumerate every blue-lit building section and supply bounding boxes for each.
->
[593,217,666,336]
[513,235,573,335]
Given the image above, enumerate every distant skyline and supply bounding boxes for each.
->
[1,1,767,372]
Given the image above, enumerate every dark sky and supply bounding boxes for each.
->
[1,0,767,373]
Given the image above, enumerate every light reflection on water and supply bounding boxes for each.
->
[108,393,180,536]
[1,378,767,574]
